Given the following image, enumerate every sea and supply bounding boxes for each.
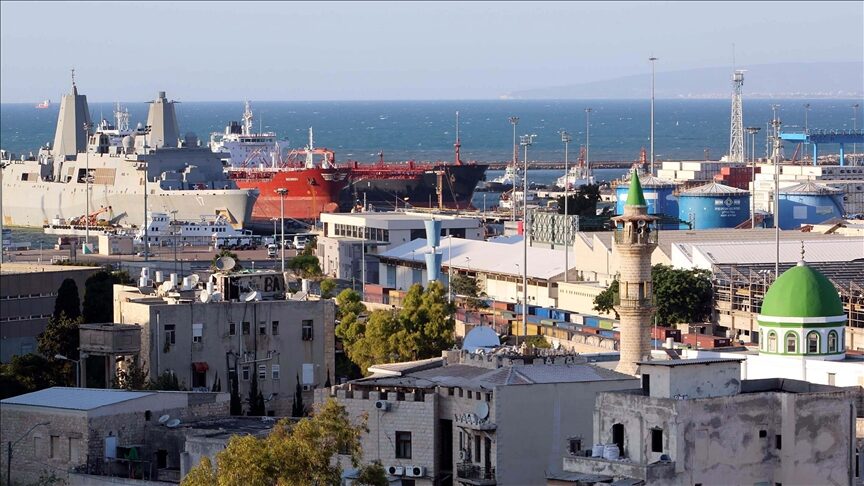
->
[2,98,861,245]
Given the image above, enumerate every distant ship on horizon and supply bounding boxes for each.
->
[35,99,50,109]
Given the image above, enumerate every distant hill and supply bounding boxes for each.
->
[505,62,863,99]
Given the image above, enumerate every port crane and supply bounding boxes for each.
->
[69,206,113,226]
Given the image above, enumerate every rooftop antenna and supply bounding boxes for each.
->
[242,101,253,136]
[454,111,462,165]
[71,67,76,88]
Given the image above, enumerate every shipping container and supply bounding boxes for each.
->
[584,317,600,328]
[535,307,551,319]
[599,320,615,330]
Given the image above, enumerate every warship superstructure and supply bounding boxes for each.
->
[1,80,257,229]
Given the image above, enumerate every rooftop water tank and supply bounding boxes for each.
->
[678,182,751,229]
[777,181,844,230]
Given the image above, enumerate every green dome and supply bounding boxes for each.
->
[760,264,844,318]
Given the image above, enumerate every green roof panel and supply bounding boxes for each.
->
[625,170,647,207]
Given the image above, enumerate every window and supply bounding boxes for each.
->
[229,322,236,336]
[241,365,250,381]
[474,435,481,463]
[486,393,492,402]
[785,332,797,353]
[272,321,279,335]
[242,321,250,335]
[192,323,203,343]
[448,387,454,396]
[759,430,767,438]
[467,390,473,399]
[568,438,582,455]
[807,331,819,354]
[395,431,412,459]
[401,480,415,486]
[258,364,267,380]
[828,331,838,353]
[50,436,60,459]
[768,332,777,353]
[259,321,267,335]
[302,320,313,341]
[164,324,176,344]
[651,428,663,453]
[775,434,782,450]
[272,364,280,380]
[642,373,651,395]
[828,372,836,386]
[458,388,463,397]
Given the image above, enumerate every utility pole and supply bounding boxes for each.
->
[771,109,782,277]
[83,122,92,254]
[559,130,572,283]
[746,127,761,229]
[853,103,860,155]
[509,116,519,222]
[519,134,536,340]
[276,188,288,273]
[649,57,658,174]
[585,108,593,175]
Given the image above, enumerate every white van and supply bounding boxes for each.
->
[266,244,278,258]
[293,235,309,251]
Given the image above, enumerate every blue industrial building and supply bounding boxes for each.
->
[777,181,845,229]
[615,173,679,228]
[678,182,751,229]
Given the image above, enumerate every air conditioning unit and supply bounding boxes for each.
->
[302,384,314,392]
[405,466,426,478]
[458,449,469,461]
[374,400,391,411]
[386,465,404,476]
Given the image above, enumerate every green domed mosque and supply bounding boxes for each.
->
[758,245,846,360]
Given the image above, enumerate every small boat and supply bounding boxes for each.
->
[35,99,50,109]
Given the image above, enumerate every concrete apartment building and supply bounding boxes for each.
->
[553,358,861,485]
[113,270,335,416]
[317,349,638,485]
[0,387,230,485]
[0,262,100,361]
[317,211,483,282]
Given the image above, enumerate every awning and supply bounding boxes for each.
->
[192,362,209,373]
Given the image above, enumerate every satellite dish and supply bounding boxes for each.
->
[200,291,212,303]
[210,291,223,302]
[242,291,259,302]
[158,414,171,424]
[214,256,236,272]
[289,291,308,301]
[160,281,174,293]
[474,401,489,420]
[552,339,561,350]
[462,326,501,353]
[188,274,200,287]
[165,418,181,428]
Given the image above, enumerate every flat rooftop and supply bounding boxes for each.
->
[637,357,745,367]
[0,262,101,275]
[1,387,154,411]
[321,211,480,228]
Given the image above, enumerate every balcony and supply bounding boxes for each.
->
[456,462,496,485]
[613,227,658,246]
[562,455,676,483]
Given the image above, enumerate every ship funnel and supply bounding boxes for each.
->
[146,91,181,148]
[52,80,92,159]
[424,220,441,247]
[425,251,442,281]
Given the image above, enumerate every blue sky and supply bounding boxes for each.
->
[1,1,861,102]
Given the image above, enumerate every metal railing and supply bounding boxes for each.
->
[612,228,658,246]
[456,462,496,481]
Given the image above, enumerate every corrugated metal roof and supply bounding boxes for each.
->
[685,238,864,266]
[780,181,842,194]
[680,182,748,196]
[0,387,155,411]
[379,236,574,280]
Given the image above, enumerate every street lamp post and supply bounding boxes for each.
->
[275,188,288,273]
[853,103,860,155]
[55,353,81,388]
[585,108,593,175]
[559,130,572,283]
[771,110,782,277]
[649,56,658,174]
[745,127,761,229]
[519,133,536,339]
[509,116,519,222]
[83,122,92,254]
[7,422,51,486]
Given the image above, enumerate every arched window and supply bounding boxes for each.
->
[807,331,820,354]
[785,332,797,353]
[828,331,838,353]
[767,332,777,353]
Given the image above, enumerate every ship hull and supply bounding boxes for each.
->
[343,163,488,210]
[229,167,350,228]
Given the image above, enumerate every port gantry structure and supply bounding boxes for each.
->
[780,129,864,166]
[728,70,746,163]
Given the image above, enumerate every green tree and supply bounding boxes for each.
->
[593,265,714,325]
[301,236,317,256]
[150,371,183,390]
[53,278,81,321]
[356,461,388,486]
[182,399,367,486]
[291,374,306,418]
[339,282,455,375]
[116,357,149,390]
[0,354,69,399]
[320,278,336,299]
[288,254,322,279]
[38,313,83,362]
[524,335,551,348]
[450,274,488,311]
[247,371,266,416]
[82,270,128,323]
[557,183,602,216]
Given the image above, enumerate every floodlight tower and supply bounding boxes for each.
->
[728,70,746,163]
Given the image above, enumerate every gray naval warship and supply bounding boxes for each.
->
[0,80,258,229]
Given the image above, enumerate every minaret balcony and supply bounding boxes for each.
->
[613,228,658,246]
[613,292,655,308]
